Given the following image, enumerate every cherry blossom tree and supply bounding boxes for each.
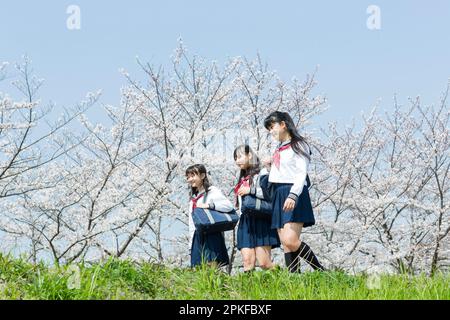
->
[0,48,447,275]
[0,57,100,263]
[309,85,449,274]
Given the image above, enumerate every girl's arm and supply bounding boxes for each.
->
[250,168,268,199]
[287,154,309,203]
[207,186,235,212]
[262,156,272,172]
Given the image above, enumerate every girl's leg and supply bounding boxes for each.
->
[296,241,325,271]
[278,222,324,272]
[255,246,274,270]
[278,222,303,272]
[240,248,256,271]
[278,222,303,252]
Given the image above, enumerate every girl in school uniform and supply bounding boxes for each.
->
[186,164,235,268]
[234,145,280,272]
[263,111,325,272]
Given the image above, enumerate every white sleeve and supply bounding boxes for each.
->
[250,174,266,199]
[188,199,195,246]
[207,186,234,212]
[288,153,309,199]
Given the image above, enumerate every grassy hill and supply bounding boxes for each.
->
[0,254,448,300]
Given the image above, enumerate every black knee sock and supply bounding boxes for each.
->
[284,252,300,273]
[296,242,324,271]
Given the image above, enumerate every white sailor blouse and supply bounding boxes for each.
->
[268,140,310,203]
[234,168,269,211]
[188,186,234,244]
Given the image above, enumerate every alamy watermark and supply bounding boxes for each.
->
[367,5,381,30]
[64,5,380,32]
[66,265,81,289]
[66,5,81,30]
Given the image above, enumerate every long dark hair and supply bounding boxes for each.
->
[185,164,211,197]
[263,111,311,161]
[233,144,261,187]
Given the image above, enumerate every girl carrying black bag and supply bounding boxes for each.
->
[233,145,280,272]
[240,173,272,219]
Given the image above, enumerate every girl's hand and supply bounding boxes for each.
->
[283,198,296,212]
[196,203,209,209]
[262,156,272,169]
[237,186,250,196]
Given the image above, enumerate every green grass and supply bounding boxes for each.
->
[0,254,448,300]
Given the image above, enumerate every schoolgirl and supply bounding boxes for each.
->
[263,111,325,272]
[233,145,280,272]
[186,164,235,267]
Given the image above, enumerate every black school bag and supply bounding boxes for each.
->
[240,174,272,220]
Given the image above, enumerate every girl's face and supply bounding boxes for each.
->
[268,121,289,142]
[186,172,205,189]
[235,152,252,170]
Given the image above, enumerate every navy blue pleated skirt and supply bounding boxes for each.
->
[236,213,280,250]
[190,230,230,267]
[271,183,315,229]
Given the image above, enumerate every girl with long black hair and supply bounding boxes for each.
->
[263,111,325,272]
[186,164,234,267]
[233,145,280,272]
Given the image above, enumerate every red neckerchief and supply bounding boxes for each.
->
[234,175,250,196]
[191,193,205,210]
[273,143,291,169]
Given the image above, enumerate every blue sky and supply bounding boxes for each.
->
[1,0,449,126]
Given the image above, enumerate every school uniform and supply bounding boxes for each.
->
[235,168,281,250]
[189,186,234,267]
[268,140,315,229]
